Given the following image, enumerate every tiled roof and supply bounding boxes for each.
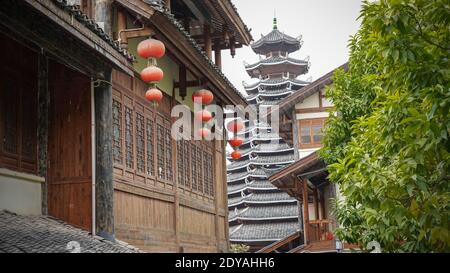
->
[253,154,295,164]
[228,191,296,207]
[258,143,292,152]
[228,183,248,193]
[226,143,293,160]
[245,56,308,70]
[230,222,300,242]
[230,204,298,220]
[244,78,309,90]
[0,210,140,253]
[251,29,301,55]
[53,0,134,62]
[247,192,295,202]
[227,169,268,182]
[227,153,294,171]
[259,100,281,106]
[247,179,278,189]
[227,179,278,194]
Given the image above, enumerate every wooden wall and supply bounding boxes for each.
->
[111,69,228,252]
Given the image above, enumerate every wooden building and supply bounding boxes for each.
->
[257,64,357,253]
[0,0,252,253]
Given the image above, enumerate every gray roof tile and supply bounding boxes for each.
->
[230,222,300,242]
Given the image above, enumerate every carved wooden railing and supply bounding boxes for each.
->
[307,219,334,243]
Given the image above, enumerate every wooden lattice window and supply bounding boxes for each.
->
[136,113,145,173]
[165,127,173,182]
[2,82,18,155]
[177,140,184,187]
[202,151,214,197]
[112,99,123,164]
[191,142,198,191]
[196,146,203,193]
[124,106,134,168]
[146,118,154,177]
[183,140,190,188]
[0,80,37,174]
[157,123,165,179]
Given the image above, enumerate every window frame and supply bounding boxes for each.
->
[298,118,326,149]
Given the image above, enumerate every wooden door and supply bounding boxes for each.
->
[48,61,92,231]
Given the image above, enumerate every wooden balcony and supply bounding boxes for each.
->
[307,219,334,243]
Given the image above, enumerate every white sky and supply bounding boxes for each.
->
[222,0,363,96]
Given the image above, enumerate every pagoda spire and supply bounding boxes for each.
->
[273,11,278,30]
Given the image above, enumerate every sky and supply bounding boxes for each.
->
[222,0,363,96]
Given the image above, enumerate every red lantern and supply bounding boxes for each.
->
[140,66,164,82]
[145,88,163,104]
[230,150,241,159]
[326,232,334,241]
[195,110,213,123]
[197,128,211,139]
[228,138,243,147]
[192,89,214,105]
[137,38,165,59]
[226,120,244,133]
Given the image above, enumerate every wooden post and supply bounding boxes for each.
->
[171,89,181,252]
[313,188,319,220]
[94,0,113,37]
[222,135,230,252]
[292,108,300,160]
[38,51,49,215]
[229,36,236,58]
[179,65,187,99]
[117,7,127,49]
[94,69,115,241]
[302,178,309,245]
[321,189,326,220]
[214,39,222,69]
[213,140,221,252]
[204,24,212,59]
[313,188,320,240]
[183,17,191,34]
[165,0,171,12]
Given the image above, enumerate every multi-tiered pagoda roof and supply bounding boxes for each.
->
[227,18,310,250]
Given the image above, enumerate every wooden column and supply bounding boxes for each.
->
[117,7,127,49]
[165,0,171,12]
[94,69,115,241]
[38,51,49,215]
[179,65,187,99]
[183,18,191,34]
[291,108,300,159]
[204,24,212,59]
[229,37,236,58]
[302,179,310,245]
[313,188,320,220]
[171,95,181,252]
[214,39,222,69]
[95,0,113,36]
[213,139,221,252]
[320,189,326,219]
[222,135,230,252]
[313,187,320,240]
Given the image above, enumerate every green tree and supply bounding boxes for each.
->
[321,0,450,252]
